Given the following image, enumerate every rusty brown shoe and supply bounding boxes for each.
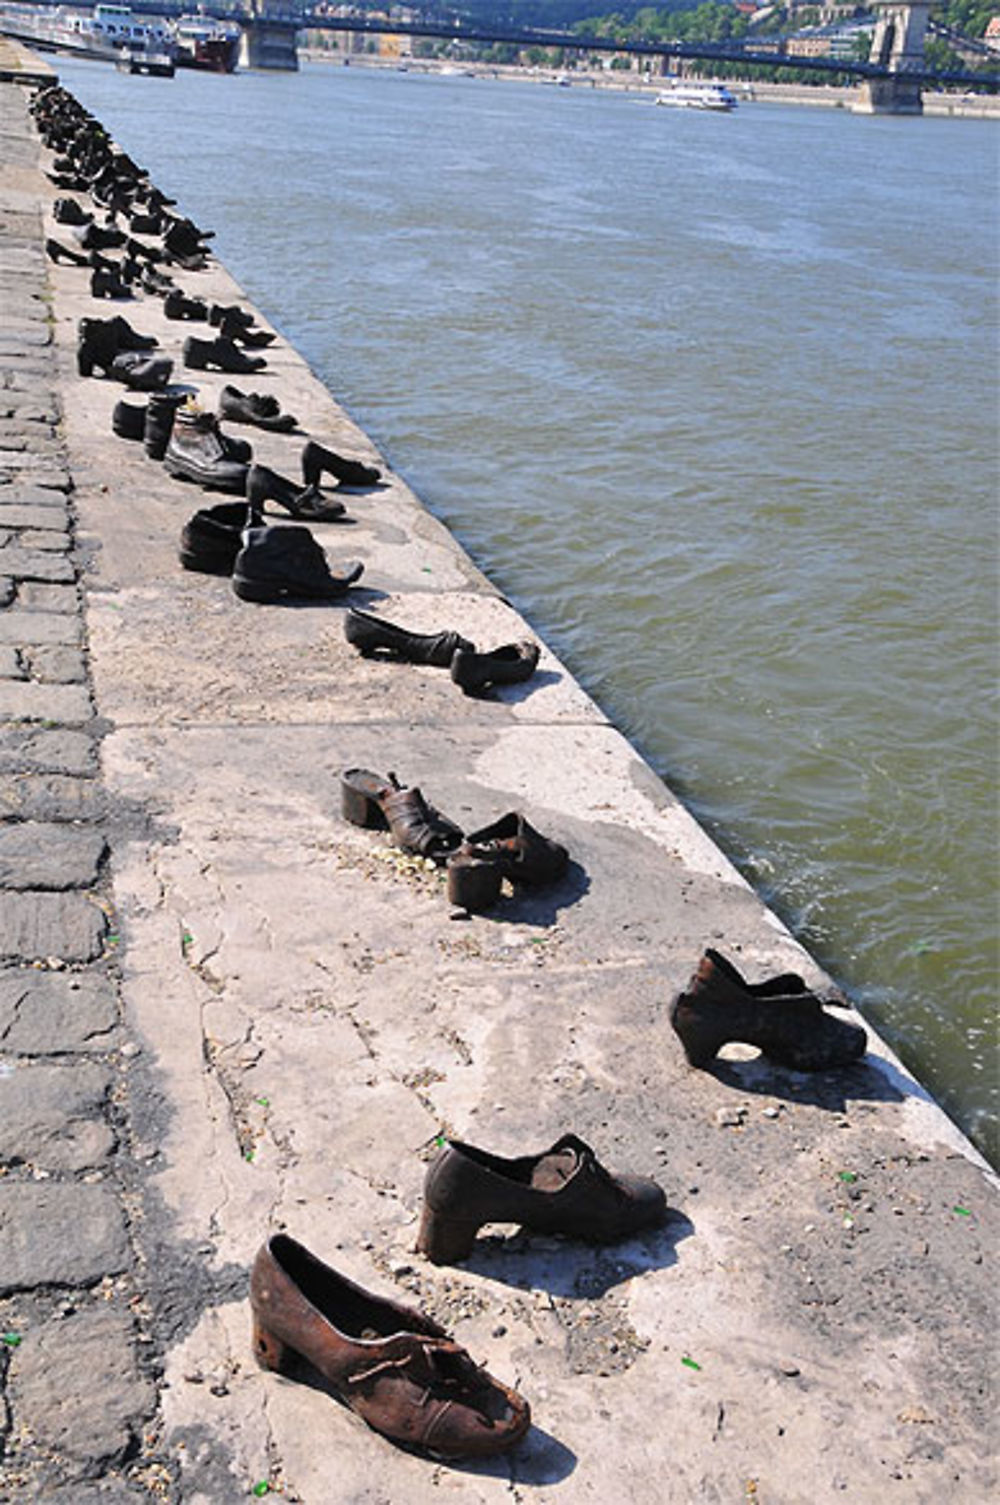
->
[250,1234,530,1460]
[418,1134,667,1265]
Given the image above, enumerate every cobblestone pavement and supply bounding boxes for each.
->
[0,78,163,1500]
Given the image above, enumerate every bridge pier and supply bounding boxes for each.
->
[855,74,924,112]
[854,0,931,113]
[240,18,299,71]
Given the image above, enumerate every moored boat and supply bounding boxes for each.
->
[173,13,241,74]
[0,2,175,67]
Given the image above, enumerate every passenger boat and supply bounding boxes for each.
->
[0,2,175,67]
[172,14,241,74]
[655,81,738,111]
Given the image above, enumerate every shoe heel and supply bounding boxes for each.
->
[340,782,381,829]
[231,575,283,603]
[252,1316,295,1375]
[417,1205,481,1265]
[447,857,502,914]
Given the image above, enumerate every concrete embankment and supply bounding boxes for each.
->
[0,46,997,1503]
[306,52,1000,119]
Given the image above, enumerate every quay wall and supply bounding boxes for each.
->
[0,46,997,1501]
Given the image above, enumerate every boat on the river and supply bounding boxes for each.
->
[655,81,738,111]
[172,13,241,74]
[0,2,175,68]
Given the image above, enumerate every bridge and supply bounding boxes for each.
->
[5,0,999,110]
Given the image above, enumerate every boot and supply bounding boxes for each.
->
[182,336,266,376]
[245,463,345,523]
[218,384,297,433]
[343,607,473,667]
[232,525,362,602]
[163,408,250,492]
[418,1134,666,1265]
[144,390,187,460]
[302,439,380,489]
[112,398,147,441]
[104,314,157,351]
[669,949,867,1071]
[90,267,131,299]
[450,641,539,696]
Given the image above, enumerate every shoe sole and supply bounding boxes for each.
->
[164,457,248,493]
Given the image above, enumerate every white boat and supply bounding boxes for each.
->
[655,81,738,111]
[0,2,175,69]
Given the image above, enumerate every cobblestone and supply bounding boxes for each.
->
[0,545,75,583]
[0,606,81,643]
[0,678,93,722]
[0,1061,115,1171]
[0,822,106,888]
[0,971,119,1054]
[7,1305,155,1476]
[15,581,79,611]
[23,644,87,681]
[0,723,97,773]
[0,891,106,962]
[0,1182,130,1293]
[0,772,105,821]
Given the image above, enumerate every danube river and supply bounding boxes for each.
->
[56,57,999,1163]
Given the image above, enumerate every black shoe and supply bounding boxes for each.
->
[215,311,274,347]
[109,352,174,391]
[164,409,250,492]
[164,289,209,321]
[210,302,253,330]
[142,268,176,297]
[183,336,266,376]
[112,398,147,440]
[450,642,540,696]
[218,385,297,433]
[344,608,474,667]
[90,267,131,299]
[53,197,92,226]
[144,390,187,460]
[104,314,157,352]
[670,949,867,1072]
[246,463,346,522]
[301,439,380,489]
[73,221,126,251]
[47,237,90,267]
[232,525,363,603]
[179,500,260,575]
[128,212,161,236]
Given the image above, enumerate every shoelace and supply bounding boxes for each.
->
[346,1336,490,1415]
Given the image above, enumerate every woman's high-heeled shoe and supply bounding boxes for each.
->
[302,438,380,489]
[251,1233,530,1460]
[670,949,867,1071]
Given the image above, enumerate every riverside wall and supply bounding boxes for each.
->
[0,42,997,1504]
[303,51,1000,119]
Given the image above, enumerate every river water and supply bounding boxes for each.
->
[55,58,999,1163]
